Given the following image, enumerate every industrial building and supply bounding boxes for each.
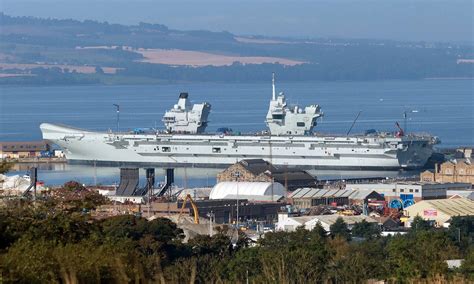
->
[0,141,49,159]
[179,198,284,224]
[420,158,474,185]
[276,214,378,232]
[404,198,474,227]
[447,190,474,200]
[347,182,472,202]
[210,181,285,202]
[217,159,318,191]
[289,188,384,209]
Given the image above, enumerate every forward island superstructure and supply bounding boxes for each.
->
[41,75,438,170]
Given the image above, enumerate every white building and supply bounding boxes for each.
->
[276,213,377,232]
[209,182,285,201]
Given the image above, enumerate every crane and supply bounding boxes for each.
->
[178,194,200,224]
[395,122,404,137]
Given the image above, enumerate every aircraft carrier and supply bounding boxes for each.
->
[40,75,439,170]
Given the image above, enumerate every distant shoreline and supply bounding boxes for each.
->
[1,77,473,87]
[424,77,474,80]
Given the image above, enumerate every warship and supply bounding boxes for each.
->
[40,75,438,169]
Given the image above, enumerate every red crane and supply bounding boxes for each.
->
[395,122,404,137]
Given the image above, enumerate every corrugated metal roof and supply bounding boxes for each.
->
[290,187,312,198]
[323,189,339,197]
[313,189,328,198]
[334,189,351,198]
[290,188,356,199]
[425,198,474,216]
[349,190,377,200]
[300,188,317,198]
[306,215,378,226]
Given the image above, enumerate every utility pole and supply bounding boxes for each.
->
[208,211,214,236]
[113,104,120,133]
[234,171,241,228]
[93,159,97,186]
[31,167,37,204]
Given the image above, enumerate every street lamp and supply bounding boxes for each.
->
[207,211,215,236]
[113,104,120,133]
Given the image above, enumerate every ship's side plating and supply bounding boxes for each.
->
[41,123,435,169]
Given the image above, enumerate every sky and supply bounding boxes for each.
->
[1,0,472,42]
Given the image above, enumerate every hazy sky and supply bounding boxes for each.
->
[1,0,472,42]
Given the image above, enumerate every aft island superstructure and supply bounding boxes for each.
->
[40,75,438,170]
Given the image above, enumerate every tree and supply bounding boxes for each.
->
[100,215,183,243]
[187,233,232,257]
[352,220,381,239]
[387,230,459,281]
[0,160,13,174]
[448,216,474,251]
[330,217,351,241]
[47,181,108,212]
[312,222,328,239]
[460,247,474,281]
[410,216,433,232]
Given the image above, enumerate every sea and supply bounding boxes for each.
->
[1,79,473,187]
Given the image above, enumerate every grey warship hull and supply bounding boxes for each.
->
[41,123,436,170]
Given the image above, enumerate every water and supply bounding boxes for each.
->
[1,80,473,186]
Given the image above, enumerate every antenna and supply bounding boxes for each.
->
[272,72,276,100]
[113,104,120,133]
[346,111,362,136]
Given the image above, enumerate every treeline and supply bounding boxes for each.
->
[0,13,473,84]
[0,68,100,85]
[117,60,473,82]
[2,61,471,86]
[0,181,473,283]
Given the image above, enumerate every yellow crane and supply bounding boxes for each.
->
[178,194,200,224]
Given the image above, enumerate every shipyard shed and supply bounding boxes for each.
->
[216,159,317,191]
[209,182,285,201]
[290,188,384,209]
[347,182,472,202]
[0,141,49,159]
[404,197,474,227]
[180,199,284,223]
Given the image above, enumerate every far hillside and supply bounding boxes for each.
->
[0,13,472,85]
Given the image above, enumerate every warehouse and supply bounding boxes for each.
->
[179,199,284,224]
[216,159,318,191]
[404,197,474,227]
[0,141,49,159]
[289,188,384,209]
[347,182,471,202]
[209,181,285,202]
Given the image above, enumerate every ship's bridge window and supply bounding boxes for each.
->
[212,147,221,153]
[272,114,283,120]
[162,147,171,152]
[297,122,305,127]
